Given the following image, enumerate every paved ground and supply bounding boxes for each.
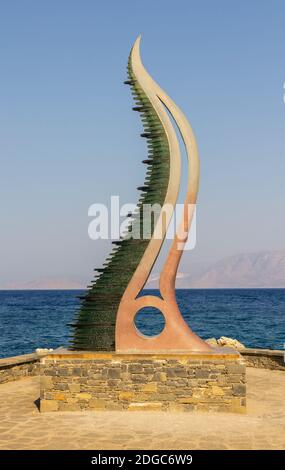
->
[0,368,284,450]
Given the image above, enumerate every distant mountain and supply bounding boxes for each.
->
[2,251,285,290]
[190,251,285,288]
[1,278,85,290]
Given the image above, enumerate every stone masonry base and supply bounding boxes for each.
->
[40,349,246,413]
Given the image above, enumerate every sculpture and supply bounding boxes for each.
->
[70,36,211,353]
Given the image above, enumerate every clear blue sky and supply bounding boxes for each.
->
[0,0,284,286]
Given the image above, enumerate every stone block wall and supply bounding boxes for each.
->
[0,353,40,384]
[241,348,284,371]
[0,347,282,389]
[40,350,246,413]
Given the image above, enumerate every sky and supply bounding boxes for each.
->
[0,0,284,287]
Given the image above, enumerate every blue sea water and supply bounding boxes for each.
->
[0,289,284,358]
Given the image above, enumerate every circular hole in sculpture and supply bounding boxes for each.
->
[134,307,165,337]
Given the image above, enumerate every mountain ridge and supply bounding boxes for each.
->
[190,250,285,288]
[1,250,285,290]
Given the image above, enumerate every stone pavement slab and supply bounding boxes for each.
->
[0,368,284,450]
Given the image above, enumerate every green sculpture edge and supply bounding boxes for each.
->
[69,51,171,350]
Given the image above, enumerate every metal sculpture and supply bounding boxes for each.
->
[70,36,211,353]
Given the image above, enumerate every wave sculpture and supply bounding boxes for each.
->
[70,36,211,353]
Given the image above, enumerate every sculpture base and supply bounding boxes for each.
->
[40,349,246,413]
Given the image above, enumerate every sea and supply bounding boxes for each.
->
[0,289,284,358]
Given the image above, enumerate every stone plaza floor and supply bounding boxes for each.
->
[0,367,284,450]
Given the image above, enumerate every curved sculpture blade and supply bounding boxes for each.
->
[115,36,210,352]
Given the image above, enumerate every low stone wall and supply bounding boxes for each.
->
[241,348,285,371]
[0,353,40,384]
[0,347,283,387]
[40,349,246,413]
